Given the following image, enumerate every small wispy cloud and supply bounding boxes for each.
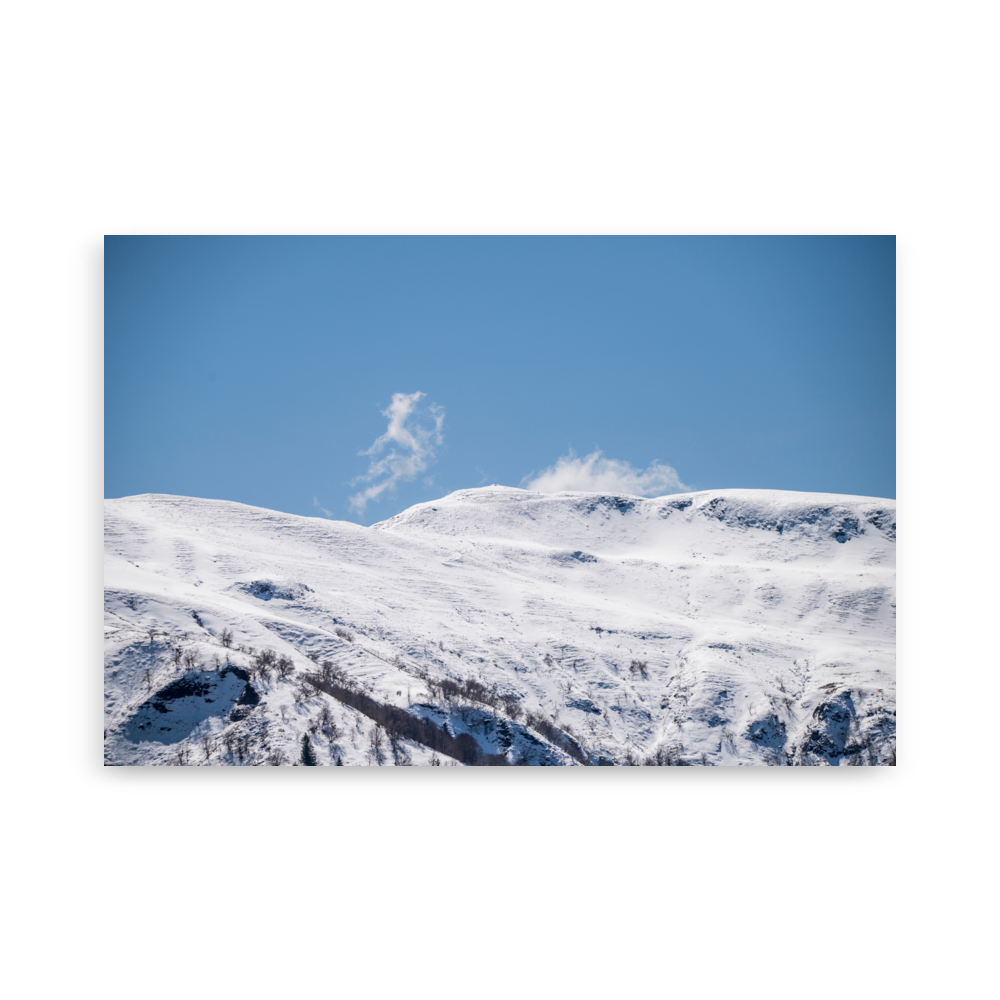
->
[348,392,445,513]
[523,449,690,497]
[313,497,335,519]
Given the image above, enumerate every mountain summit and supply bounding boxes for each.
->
[104,486,896,765]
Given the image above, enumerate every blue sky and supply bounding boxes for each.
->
[105,236,894,522]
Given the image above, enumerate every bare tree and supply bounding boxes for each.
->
[368,723,386,765]
[630,659,649,679]
[201,734,214,762]
[501,694,523,721]
[143,668,153,692]
[276,654,295,680]
[317,704,340,742]
[389,730,411,765]
[334,627,354,643]
[252,649,276,681]
[182,650,198,671]
[294,678,319,705]
[220,628,234,648]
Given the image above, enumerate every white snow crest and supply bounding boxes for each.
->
[349,391,445,512]
[524,449,689,497]
[103,487,896,766]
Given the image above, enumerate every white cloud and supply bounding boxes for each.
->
[348,392,444,512]
[312,497,335,519]
[523,449,690,497]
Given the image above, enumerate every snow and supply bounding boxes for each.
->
[104,485,895,765]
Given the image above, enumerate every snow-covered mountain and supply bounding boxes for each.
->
[104,486,896,766]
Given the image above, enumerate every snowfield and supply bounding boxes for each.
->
[104,486,896,766]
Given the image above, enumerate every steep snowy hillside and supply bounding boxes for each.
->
[104,486,896,766]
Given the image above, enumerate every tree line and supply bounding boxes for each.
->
[303,668,510,766]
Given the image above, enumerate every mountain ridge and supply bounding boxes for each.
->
[104,486,896,766]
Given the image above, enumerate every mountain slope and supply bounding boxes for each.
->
[103,486,896,765]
